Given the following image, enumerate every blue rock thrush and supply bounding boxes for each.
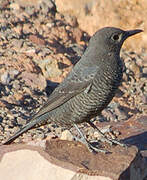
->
[3,27,142,152]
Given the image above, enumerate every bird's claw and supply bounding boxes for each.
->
[87,143,109,154]
[73,135,108,153]
[100,136,127,147]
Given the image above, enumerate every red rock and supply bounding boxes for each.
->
[29,35,46,46]
[0,141,146,180]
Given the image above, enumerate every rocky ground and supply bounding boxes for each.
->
[0,0,146,147]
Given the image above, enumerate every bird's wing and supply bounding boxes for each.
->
[33,66,98,118]
[2,66,99,145]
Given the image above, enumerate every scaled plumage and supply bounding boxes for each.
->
[3,27,142,150]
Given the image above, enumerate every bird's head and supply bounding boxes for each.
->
[90,27,142,55]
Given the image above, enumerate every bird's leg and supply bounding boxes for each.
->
[73,124,108,153]
[87,120,126,147]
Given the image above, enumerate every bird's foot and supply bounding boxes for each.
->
[87,120,127,147]
[73,124,108,153]
[73,136,108,153]
[100,136,126,147]
[87,142,109,153]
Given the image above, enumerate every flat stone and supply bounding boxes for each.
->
[0,139,146,180]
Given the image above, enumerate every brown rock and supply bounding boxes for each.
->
[113,115,147,140]
[0,0,9,8]
[0,141,146,180]
[72,28,83,42]
[29,34,46,46]
[20,72,47,90]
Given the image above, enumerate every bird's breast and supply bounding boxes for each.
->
[88,61,123,110]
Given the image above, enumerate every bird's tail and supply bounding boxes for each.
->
[2,116,44,145]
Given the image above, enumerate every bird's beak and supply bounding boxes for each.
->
[124,29,143,39]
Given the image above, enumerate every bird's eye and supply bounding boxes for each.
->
[111,34,120,41]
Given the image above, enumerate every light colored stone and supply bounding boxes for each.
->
[36,58,62,79]
[0,149,75,180]
[9,3,20,10]
[60,130,74,141]
[1,72,10,85]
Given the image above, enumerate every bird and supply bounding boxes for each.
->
[3,27,142,152]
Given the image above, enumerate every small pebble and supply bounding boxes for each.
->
[142,94,147,104]
[114,106,128,121]
[1,72,11,84]
[60,130,74,141]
